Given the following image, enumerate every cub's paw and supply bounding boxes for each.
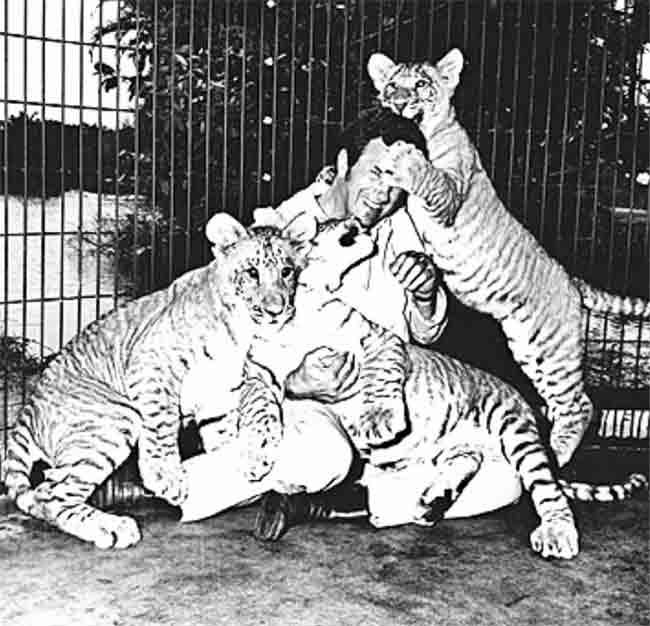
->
[357,401,407,448]
[239,428,282,482]
[530,518,579,559]
[243,451,275,483]
[89,512,142,550]
[139,461,189,506]
[200,410,239,453]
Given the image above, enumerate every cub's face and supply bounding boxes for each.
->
[215,225,306,330]
[305,217,376,291]
[377,64,445,124]
[367,49,464,129]
[206,212,375,328]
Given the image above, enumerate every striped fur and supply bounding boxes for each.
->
[201,216,646,559]
[2,224,307,548]
[364,346,647,559]
[203,213,412,449]
[558,473,648,502]
[572,278,650,318]
[368,50,650,468]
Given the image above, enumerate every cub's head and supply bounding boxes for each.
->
[367,49,464,132]
[305,217,376,291]
[206,212,312,329]
[253,208,376,293]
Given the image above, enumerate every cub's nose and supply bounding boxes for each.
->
[339,223,359,247]
[262,292,286,318]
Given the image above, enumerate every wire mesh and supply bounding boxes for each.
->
[0,0,648,504]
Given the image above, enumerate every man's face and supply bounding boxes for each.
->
[344,138,405,228]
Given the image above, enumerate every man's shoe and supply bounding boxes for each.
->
[253,491,329,541]
[253,484,369,542]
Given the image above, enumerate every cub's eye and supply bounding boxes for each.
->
[281,266,294,279]
[415,79,429,90]
[245,267,259,281]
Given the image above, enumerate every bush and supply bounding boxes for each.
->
[1,336,49,393]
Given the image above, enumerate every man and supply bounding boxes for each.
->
[178,108,451,525]
[273,108,449,349]
[250,109,522,541]
[183,109,468,528]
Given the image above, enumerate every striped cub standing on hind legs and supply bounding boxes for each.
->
[2,218,316,548]
[367,49,650,467]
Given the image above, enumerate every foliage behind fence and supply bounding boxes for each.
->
[85,0,649,298]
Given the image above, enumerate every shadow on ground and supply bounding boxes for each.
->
[1,450,648,626]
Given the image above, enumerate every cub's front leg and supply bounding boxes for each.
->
[353,330,410,448]
[377,140,463,227]
[129,372,188,505]
[236,363,284,482]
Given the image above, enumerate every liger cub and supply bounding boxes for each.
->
[3,216,311,548]
[191,210,412,452]
[366,48,650,468]
[202,212,647,560]
[3,213,408,549]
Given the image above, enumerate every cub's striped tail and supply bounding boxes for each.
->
[573,278,650,318]
[559,472,648,502]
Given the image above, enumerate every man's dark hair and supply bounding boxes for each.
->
[329,107,429,168]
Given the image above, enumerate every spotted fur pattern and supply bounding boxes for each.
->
[368,50,650,468]
[202,217,645,559]
[232,216,645,559]
[202,218,644,560]
[2,224,306,548]
[203,212,411,450]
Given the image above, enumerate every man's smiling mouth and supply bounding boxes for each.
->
[360,195,384,211]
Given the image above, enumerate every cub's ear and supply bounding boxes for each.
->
[205,212,248,255]
[367,52,397,91]
[252,206,283,229]
[436,48,464,91]
[282,213,318,264]
[282,212,318,244]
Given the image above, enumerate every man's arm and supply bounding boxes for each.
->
[389,251,448,345]
[404,286,448,345]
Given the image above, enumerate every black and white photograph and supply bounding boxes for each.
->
[0,1,648,624]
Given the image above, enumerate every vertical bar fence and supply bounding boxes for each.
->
[0,0,648,503]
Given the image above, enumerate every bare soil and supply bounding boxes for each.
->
[1,450,648,626]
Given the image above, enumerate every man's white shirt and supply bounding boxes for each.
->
[272,186,448,344]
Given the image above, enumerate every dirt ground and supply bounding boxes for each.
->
[1,449,648,626]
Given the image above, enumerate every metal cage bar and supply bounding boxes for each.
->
[2,0,9,468]
[1,0,649,500]
[76,2,84,336]
[95,0,104,321]
[238,0,248,221]
[505,0,523,210]
[168,0,177,284]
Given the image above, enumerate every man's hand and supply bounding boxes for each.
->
[389,251,439,304]
[285,346,359,403]
[373,140,433,197]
